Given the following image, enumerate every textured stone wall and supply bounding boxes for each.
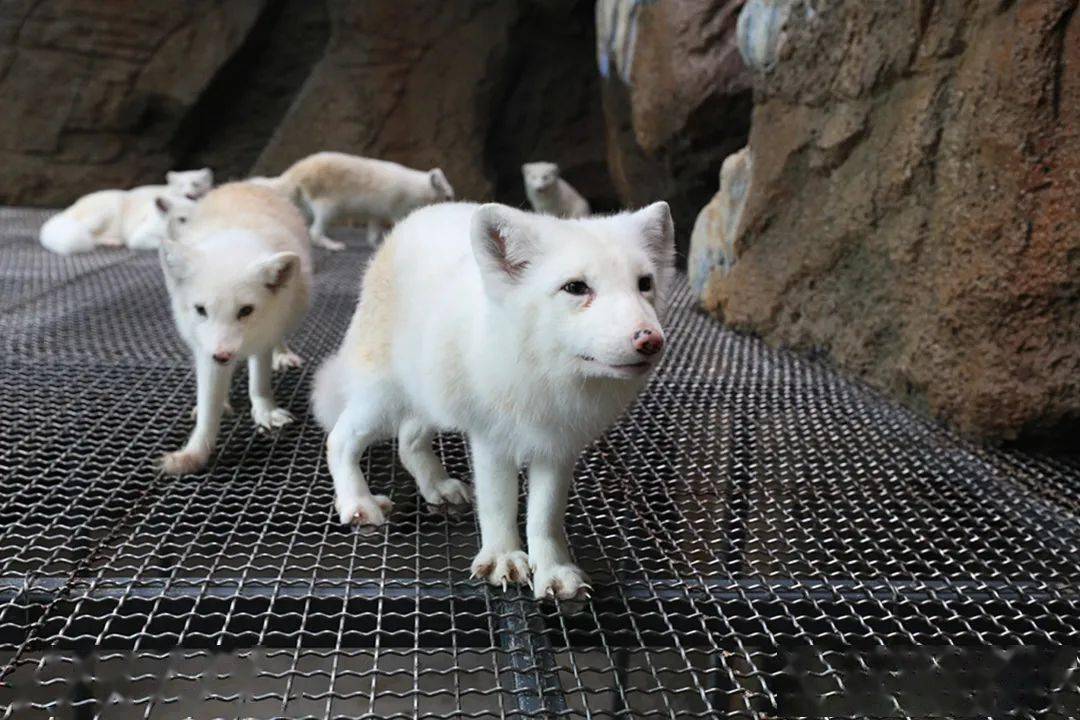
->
[703,0,1080,444]
[596,0,753,258]
[0,0,615,208]
[0,0,267,205]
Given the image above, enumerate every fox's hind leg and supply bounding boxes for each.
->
[397,418,471,510]
[365,219,383,248]
[326,379,397,528]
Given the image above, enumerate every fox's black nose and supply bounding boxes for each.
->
[212,352,233,365]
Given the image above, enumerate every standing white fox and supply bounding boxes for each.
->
[312,200,673,600]
[39,169,213,255]
[522,162,590,218]
[158,182,312,475]
[256,152,455,251]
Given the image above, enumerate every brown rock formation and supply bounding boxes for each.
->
[249,0,616,207]
[0,0,613,209]
[706,0,1080,444]
[0,1,268,205]
[597,0,753,258]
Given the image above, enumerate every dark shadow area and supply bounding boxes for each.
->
[172,0,331,180]
[485,0,620,213]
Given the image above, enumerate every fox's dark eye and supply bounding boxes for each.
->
[178,216,188,224]
[561,280,590,296]
[237,305,254,319]
[638,275,653,293]
[194,304,206,317]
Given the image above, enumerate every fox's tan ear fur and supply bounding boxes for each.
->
[471,204,538,299]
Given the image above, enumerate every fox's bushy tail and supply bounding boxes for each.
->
[40,213,96,255]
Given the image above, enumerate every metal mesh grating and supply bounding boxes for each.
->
[1,208,1079,718]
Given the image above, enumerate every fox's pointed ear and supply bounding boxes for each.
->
[471,204,537,299]
[635,201,675,268]
[159,237,194,281]
[251,251,299,293]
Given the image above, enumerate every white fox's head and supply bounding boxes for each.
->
[428,168,455,202]
[522,162,560,192]
[159,234,300,365]
[166,168,214,201]
[153,193,197,240]
[471,202,674,381]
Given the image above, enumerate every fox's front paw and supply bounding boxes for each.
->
[159,449,209,476]
[272,349,304,371]
[336,494,393,527]
[532,563,591,602]
[471,548,531,590]
[251,405,294,431]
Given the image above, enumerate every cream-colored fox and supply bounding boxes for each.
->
[256,152,455,251]
[157,182,312,476]
[311,200,674,601]
[522,162,590,219]
[39,169,213,255]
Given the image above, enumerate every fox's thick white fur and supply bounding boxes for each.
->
[257,152,455,251]
[312,201,674,601]
[522,162,590,219]
[158,182,312,476]
[39,169,212,255]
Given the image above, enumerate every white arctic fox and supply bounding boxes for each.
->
[522,162,590,219]
[158,181,312,476]
[312,201,673,600]
[257,152,455,251]
[39,169,213,255]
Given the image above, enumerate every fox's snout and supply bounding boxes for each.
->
[212,351,235,365]
[632,327,664,356]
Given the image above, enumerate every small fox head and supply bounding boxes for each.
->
[166,168,214,201]
[428,168,455,201]
[471,201,674,381]
[522,162,560,192]
[154,194,197,240]
[159,236,300,365]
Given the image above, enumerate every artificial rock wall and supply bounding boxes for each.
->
[696,0,1080,444]
[0,0,617,209]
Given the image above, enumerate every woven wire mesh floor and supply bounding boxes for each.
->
[0,206,1078,718]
